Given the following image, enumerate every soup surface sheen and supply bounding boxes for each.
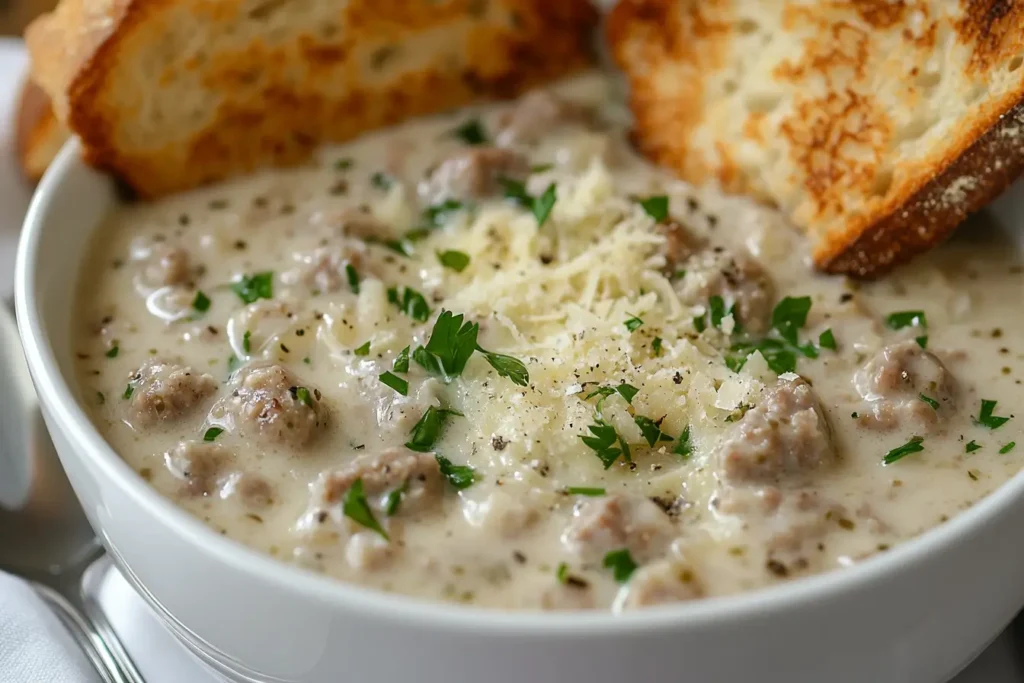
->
[74,73,1024,611]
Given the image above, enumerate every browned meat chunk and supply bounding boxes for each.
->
[422,147,529,202]
[677,248,775,333]
[718,378,836,484]
[126,359,217,427]
[164,441,229,496]
[562,495,675,564]
[660,220,705,267]
[854,341,957,433]
[321,448,443,516]
[495,90,593,147]
[236,474,275,509]
[212,364,327,449]
[142,245,193,287]
[283,245,363,294]
[619,559,703,609]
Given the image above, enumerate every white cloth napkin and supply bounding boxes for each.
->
[0,35,1019,683]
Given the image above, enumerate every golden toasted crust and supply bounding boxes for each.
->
[15,79,70,183]
[608,0,1024,277]
[27,0,597,198]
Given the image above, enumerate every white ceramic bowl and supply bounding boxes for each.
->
[14,140,1024,683]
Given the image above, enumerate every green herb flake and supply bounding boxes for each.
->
[370,172,393,191]
[883,436,925,465]
[966,440,982,453]
[708,295,727,329]
[192,290,211,313]
[728,339,797,375]
[915,336,929,349]
[634,415,674,447]
[919,394,940,410]
[580,421,626,469]
[616,383,640,404]
[499,178,557,226]
[637,195,669,222]
[478,349,530,387]
[228,355,242,374]
[105,344,119,359]
[565,486,606,496]
[230,271,274,304]
[353,341,371,357]
[345,264,360,294]
[334,158,354,171]
[673,425,693,458]
[293,387,314,408]
[122,384,134,400]
[379,371,409,396]
[203,427,224,442]
[1000,442,1017,454]
[242,330,252,355]
[531,183,557,226]
[437,250,471,272]
[771,296,813,344]
[976,399,1012,429]
[342,478,389,540]
[405,405,462,452]
[393,346,410,373]
[530,163,554,174]
[693,315,707,333]
[652,337,663,357]
[886,310,927,331]
[624,315,644,332]
[385,480,409,516]
[556,562,570,583]
[435,454,476,489]
[450,118,487,145]
[818,328,837,351]
[424,310,480,380]
[413,346,443,375]
[423,199,465,229]
[387,286,432,322]
[603,549,638,583]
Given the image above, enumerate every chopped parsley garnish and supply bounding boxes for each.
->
[345,264,360,294]
[727,338,797,375]
[122,384,134,400]
[228,355,242,374]
[412,346,443,375]
[105,344,119,359]
[530,163,554,174]
[230,271,274,304]
[693,315,707,333]
[966,440,982,453]
[818,328,837,350]
[709,295,728,329]
[603,549,638,583]
[886,310,927,331]
[450,118,487,145]
[771,296,812,345]
[883,436,924,465]
[674,425,693,458]
[385,480,408,516]
[437,250,471,272]
[435,454,476,489]
[565,486,606,496]
[203,427,224,442]
[376,238,413,257]
[379,371,408,396]
[499,178,557,226]
[976,399,1012,429]
[652,337,663,357]
[580,420,630,469]
[624,315,644,332]
[393,346,410,373]
[477,348,530,386]
[405,405,463,452]
[915,336,929,349]
[422,199,465,229]
[370,172,393,191]
[192,290,211,313]
[353,341,371,356]
[294,387,314,408]
[334,157,354,171]
[919,394,940,410]
[556,562,570,583]
[1000,442,1017,454]
[242,330,252,354]
[343,478,389,541]
[615,383,639,404]
[423,310,480,379]
[637,195,669,222]
[387,286,431,322]
[634,415,675,447]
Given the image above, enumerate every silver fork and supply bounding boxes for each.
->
[0,302,145,683]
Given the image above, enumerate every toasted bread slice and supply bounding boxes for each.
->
[26,0,597,198]
[608,0,1024,277]
[15,79,70,183]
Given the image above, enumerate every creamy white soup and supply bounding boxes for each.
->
[74,73,1024,611]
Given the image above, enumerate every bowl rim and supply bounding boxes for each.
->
[15,139,1024,636]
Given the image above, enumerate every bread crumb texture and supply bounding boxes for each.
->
[608,0,1024,277]
[26,0,597,197]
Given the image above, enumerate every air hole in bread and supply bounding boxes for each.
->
[871,168,893,199]
[897,114,936,144]
[1009,55,1023,73]
[916,71,941,90]
[723,79,738,95]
